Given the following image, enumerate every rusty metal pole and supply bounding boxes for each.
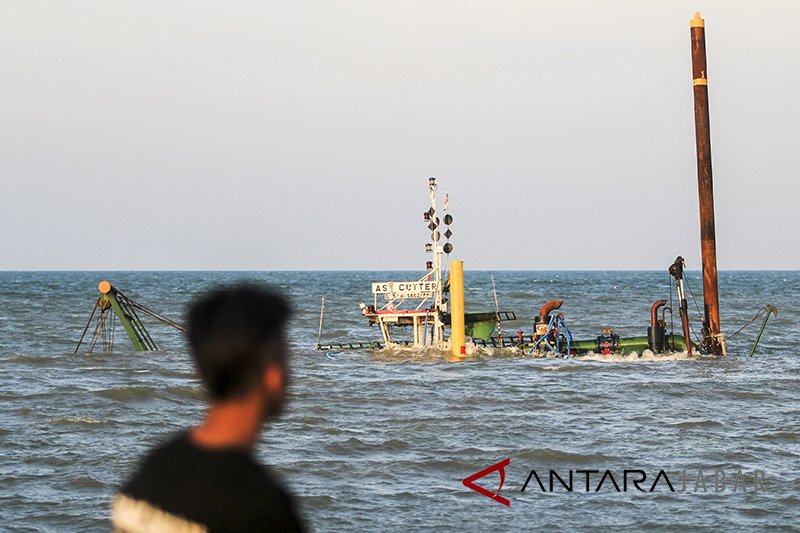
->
[690,12,722,354]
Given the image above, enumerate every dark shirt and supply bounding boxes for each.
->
[112,432,305,532]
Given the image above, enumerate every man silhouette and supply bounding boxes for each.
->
[112,284,305,532]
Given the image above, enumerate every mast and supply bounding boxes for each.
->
[428,177,446,345]
[690,12,723,354]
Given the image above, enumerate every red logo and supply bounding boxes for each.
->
[463,458,511,507]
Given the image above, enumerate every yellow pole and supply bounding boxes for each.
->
[449,260,466,358]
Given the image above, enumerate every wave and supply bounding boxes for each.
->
[52,416,111,427]
[516,448,620,465]
[3,354,58,365]
[332,343,713,365]
[163,385,204,401]
[667,419,724,430]
[96,386,155,401]
[575,351,691,362]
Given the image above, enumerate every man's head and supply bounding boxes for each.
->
[187,284,291,406]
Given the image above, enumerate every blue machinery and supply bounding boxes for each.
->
[529,313,573,357]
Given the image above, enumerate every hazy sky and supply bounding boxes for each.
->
[2,1,798,270]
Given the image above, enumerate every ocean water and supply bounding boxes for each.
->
[0,270,798,531]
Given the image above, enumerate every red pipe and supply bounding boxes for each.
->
[651,299,668,327]
[539,300,563,317]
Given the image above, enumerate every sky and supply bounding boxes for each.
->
[2,1,798,270]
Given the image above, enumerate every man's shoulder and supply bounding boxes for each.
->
[137,431,195,464]
[120,431,270,497]
[114,432,305,532]
[120,432,196,488]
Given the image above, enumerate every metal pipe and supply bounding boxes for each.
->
[651,299,668,328]
[690,12,722,354]
[491,276,504,347]
[316,296,325,349]
[749,305,778,356]
[539,300,563,318]
[74,298,100,354]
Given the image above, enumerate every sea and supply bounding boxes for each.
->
[0,270,798,532]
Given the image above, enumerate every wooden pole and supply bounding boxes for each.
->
[690,12,722,354]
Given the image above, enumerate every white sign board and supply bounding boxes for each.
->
[372,281,437,300]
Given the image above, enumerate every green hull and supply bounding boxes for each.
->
[445,312,516,341]
[466,320,496,341]
[569,335,691,355]
[469,333,694,355]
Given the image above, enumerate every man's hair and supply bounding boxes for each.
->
[187,284,291,401]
